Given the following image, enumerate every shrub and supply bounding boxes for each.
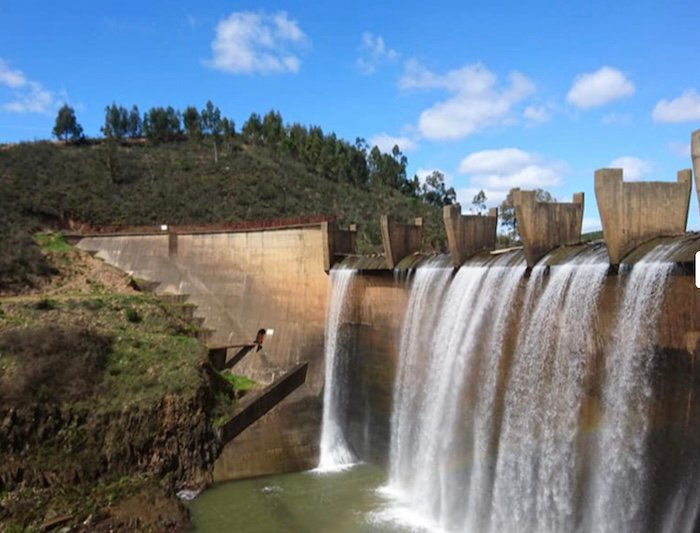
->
[0,325,112,404]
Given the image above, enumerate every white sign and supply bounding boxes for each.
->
[696,252,700,289]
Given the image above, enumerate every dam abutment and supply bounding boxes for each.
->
[442,204,498,267]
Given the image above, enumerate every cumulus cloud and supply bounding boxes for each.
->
[356,32,398,75]
[416,167,452,185]
[566,66,635,109]
[652,89,700,123]
[399,60,535,141]
[523,105,551,124]
[582,217,602,233]
[608,156,652,181]
[370,133,417,153]
[457,148,565,207]
[207,11,308,75]
[0,58,55,114]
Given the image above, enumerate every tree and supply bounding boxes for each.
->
[472,189,487,214]
[52,105,83,142]
[101,103,128,139]
[183,106,202,141]
[421,170,457,207]
[499,188,555,240]
[242,113,263,145]
[142,106,181,143]
[127,105,142,138]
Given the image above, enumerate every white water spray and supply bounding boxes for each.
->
[317,268,357,471]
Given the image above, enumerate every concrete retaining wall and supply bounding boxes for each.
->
[79,226,330,480]
[594,169,692,265]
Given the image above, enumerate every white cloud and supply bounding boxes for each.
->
[0,59,27,88]
[566,66,635,109]
[370,133,417,153]
[207,11,308,75]
[524,105,551,124]
[457,148,565,207]
[356,32,398,75]
[608,156,652,181]
[652,89,700,123]
[400,60,535,141]
[456,187,509,210]
[0,58,55,114]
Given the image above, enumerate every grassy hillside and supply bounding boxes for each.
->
[0,137,446,292]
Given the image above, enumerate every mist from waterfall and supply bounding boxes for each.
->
[385,243,683,532]
[318,268,357,471]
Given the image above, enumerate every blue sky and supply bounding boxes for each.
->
[1,0,699,230]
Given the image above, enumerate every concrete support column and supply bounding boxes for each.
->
[513,189,584,268]
[594,168,692,265]
[321,221,357,271]
[442,204,498,268]
[692,130,700,213]
[380,216,423,269]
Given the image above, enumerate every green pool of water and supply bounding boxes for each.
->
[188,464,425,532]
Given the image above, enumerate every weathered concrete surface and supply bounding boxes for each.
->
[322,221,357,272]
[78,226,329,481]
[512,189,584,267]
[692,130,700,213]
[595,168,691,265]
[380,216,423,269]
[443,205,498,267]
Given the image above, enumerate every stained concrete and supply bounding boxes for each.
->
[443,205,498,268]
[692,130,700,213]
[512,189,584,267]
[380,216,423,269]
[595,168,692,265]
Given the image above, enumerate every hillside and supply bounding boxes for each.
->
[0,136,447,292]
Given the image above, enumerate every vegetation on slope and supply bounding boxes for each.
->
[1,106,460,291]
[0,235,230,531]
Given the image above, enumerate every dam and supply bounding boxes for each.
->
[76,132,700,532]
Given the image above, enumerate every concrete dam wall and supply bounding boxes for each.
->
[78,225,331,479]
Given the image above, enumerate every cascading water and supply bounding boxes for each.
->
[387,253,526,531]
[490,249,608,532]
[589,242,683,532]
[317,268,357,471]
[384,242,687,533]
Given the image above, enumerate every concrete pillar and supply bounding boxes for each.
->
[168,228,178,258]
[321,221,357,271]
[594,168,692,265]
[442,204,498,268]
[513,189,584,268]
[692,130,700,213]
[380,216,423,269]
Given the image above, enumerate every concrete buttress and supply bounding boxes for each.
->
[692,130,700,214]
[594,168,691,265]
[380,216,423,269]
[442,204,498,268]
[512,189,584,267]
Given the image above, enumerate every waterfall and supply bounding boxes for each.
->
[589,242,682,532]
[387,253,526,530]
[317,268,357,471]
[490,249,608,532]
